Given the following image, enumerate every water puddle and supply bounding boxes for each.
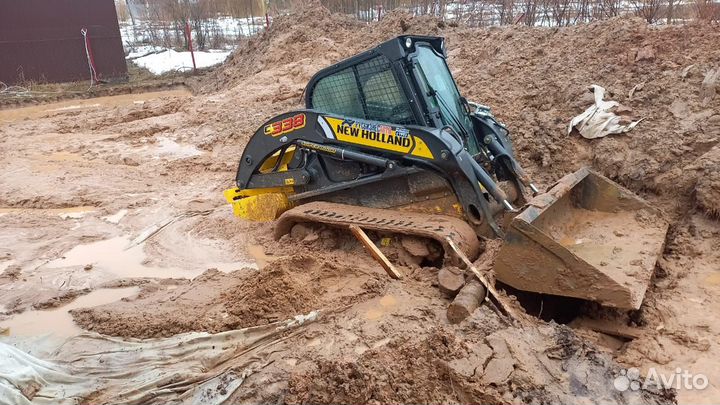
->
[247,244,270,269]
[0,88,191,123]
[0,206,96,219]
[1,287,138,337]
[47,236,183,279]
[46,236,254,279]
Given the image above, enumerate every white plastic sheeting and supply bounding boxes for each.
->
[0,344,90,405]
[0,311,319,405]
[568,85,642,139]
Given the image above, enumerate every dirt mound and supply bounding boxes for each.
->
[199,2,449,94]
[220,255,322,327]
[450,19,720,210]
[197,1,362,93]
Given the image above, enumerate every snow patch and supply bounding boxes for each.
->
[126,45,166,59]
[131,48,232,75]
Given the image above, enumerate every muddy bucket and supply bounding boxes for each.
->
[494,167,668,309]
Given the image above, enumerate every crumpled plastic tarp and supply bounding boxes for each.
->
[0,311,319,405]
[568,85,642,139]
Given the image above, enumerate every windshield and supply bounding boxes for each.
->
[414,45,478,153]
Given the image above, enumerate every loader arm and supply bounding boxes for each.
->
[232,110,515,236]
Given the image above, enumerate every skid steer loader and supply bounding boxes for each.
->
[224,35,668,310]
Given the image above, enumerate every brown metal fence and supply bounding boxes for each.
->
[0,0,128,85]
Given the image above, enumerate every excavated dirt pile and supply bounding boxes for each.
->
[1,2,719,404]
[206,1,720,215]
[452,20,720,204]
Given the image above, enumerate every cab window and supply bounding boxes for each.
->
[414,44,478,152]
[310,55,417,125]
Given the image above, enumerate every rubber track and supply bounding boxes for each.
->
[274,201,482,261]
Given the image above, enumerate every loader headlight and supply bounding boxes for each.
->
[405,37,412,49]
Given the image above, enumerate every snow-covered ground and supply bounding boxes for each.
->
[119,16,267,47]
[129,47,232,75]
[126,45,166,59]
[119,15,265,75]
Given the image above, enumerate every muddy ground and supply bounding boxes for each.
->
[1,3,719,404]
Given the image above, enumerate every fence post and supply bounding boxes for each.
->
[185,21,196,73]
[264,0,271,29]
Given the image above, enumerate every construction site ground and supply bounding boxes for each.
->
[1,4,719,404]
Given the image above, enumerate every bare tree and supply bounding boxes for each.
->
[519,0,539,25]
[631,0,664,22]
[695,0,720,21]
[597,0,622,19]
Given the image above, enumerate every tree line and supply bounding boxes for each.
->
[116,0,719,51]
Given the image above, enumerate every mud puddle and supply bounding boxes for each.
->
[0,205,96,219]
[1,287,139,337]
[46,236,255,279]
[247,244,270,269]
[0,88,191,123]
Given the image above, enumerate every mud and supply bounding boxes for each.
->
[286,326,674,405]
[694,145,720,216]
[71,253,386,338]
[0,88,191,124]
[5,287,139,337]
[0,2,719,404]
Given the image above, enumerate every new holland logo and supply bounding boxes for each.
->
[336,119,411,147]
[323,116,434,160]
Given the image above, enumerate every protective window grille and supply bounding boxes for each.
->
[311,67,365,120]
[311,55,417,125]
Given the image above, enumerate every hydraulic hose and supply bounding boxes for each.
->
[468,158,516,212]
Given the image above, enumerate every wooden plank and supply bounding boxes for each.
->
[445,237,519,322]
[349,225,403,279]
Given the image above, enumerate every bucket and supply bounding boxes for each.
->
[494,167,668,309]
